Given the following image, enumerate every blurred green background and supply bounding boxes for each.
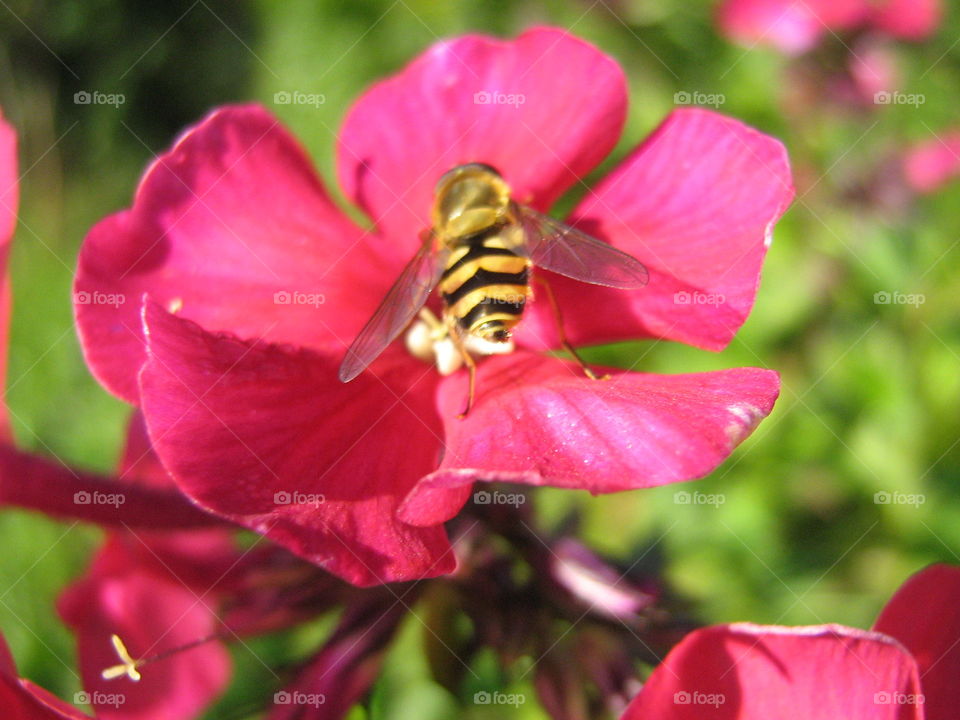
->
[1,0,959,717]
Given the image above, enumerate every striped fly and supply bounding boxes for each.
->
[338,163,649,416]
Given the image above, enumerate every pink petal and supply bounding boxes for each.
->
[874,564,960,720]
[337,27,626,246]
[870,0,942,39]
[717,0,866,54]
[399,353,779,526]
[0,633,91,720]
[518,109,793,354]
[902,131,960,194]
[138,302,455,586]
[59,537,230,720]
[621,623,925,720]
[0,108,16,438]
[75,104,379,404]
[0,107,16,252]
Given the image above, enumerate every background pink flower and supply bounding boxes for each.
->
[902,131,960,193]
[718,0,942,54]
[75,28,793,586]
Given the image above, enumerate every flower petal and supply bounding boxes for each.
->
[400,353,779,526]
[0,107,16,252]
[337,27,626,246]
[717,0,866,54]
[58,536,230,720]
[621,623,924,720]
[870,0,942,39]
[902,131,960,194]
[75,104,378,404]
[139,301,455,586]
[874,564,960,720]
[517,109,793,354]
[0,108,16,439]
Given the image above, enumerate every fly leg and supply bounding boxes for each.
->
[449,323,478,419]
[533,275,609,381]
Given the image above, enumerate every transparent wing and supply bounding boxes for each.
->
[339,234,447,382]
[514,206,649,289]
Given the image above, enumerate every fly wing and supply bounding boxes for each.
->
[514,206,649,289]
[338,234,448,382]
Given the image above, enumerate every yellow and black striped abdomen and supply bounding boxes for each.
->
[439,227,531,337]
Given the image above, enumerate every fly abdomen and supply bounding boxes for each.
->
[439,229,531,337]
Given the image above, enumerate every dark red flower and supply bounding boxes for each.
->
[621,564,960,719]
[58,414,233,720]
[75,28,793,586]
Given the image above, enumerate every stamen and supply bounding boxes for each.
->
[100,631,223,682]
[101,634,142,682]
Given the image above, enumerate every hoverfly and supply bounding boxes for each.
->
[339,163,648,416]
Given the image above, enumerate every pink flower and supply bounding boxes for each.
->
[75,27,793,586]
[621,564,960,719]
[0,631,89,719]
[718,0,942,54]
[902,131,960,193]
